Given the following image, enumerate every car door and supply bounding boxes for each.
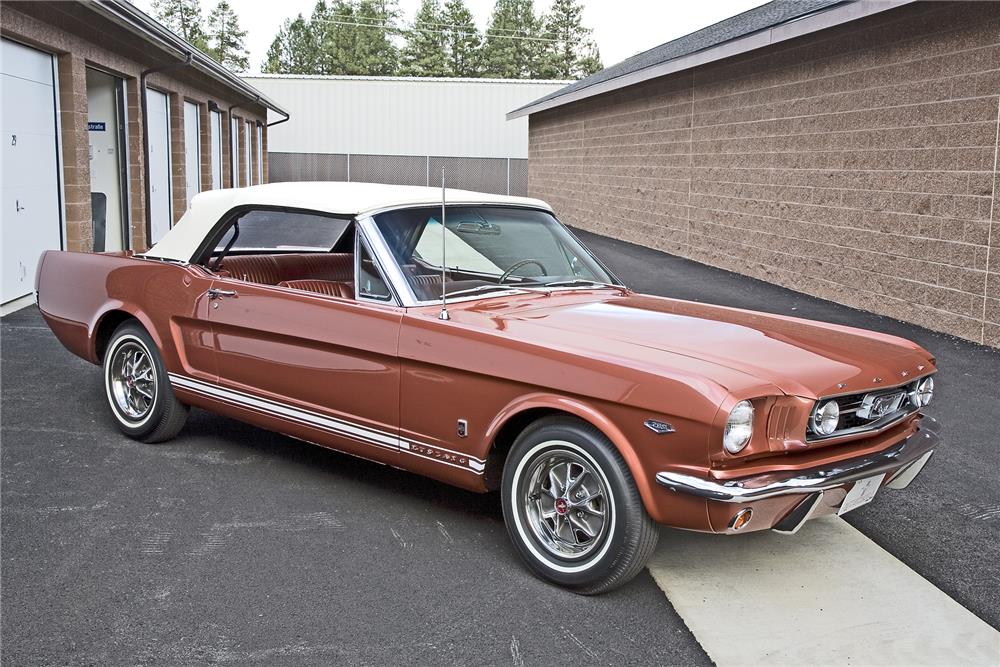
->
[204,214,403,465]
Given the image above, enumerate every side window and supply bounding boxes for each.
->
[357,235,392,302]
[213,210,350,253]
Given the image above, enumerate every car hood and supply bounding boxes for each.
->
[459,291,933,399]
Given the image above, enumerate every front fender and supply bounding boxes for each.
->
[483,392,660,520]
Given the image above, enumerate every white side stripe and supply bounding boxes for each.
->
[169,373,486,474]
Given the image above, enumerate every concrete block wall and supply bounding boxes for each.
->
[528,1,1000,347]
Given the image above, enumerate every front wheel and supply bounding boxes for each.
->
[103,320,188,443]
[501,416,659,594]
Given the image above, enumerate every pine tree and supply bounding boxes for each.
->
[400,0,448,77]
[442,0,481,77]
[320,0,359,74]
[350,0,400,75]
[206,0,249,72]
[480,0,543,79]
[539,0,601,79]
[262,24,289,73]
[152,0,208,50]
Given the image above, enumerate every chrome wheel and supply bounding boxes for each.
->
[108,339,156,422]
[522,447,611,560]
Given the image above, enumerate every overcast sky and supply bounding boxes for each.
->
[132,0,770,76]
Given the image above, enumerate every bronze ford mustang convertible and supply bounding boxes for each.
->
[37,182,940,593]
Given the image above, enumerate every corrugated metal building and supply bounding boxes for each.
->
[243,75,569,196]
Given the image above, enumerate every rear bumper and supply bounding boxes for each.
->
[655,417,940,532]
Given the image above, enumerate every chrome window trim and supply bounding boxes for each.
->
[357,206,628,309]
[354,223,402,307]
[356,215,419,307]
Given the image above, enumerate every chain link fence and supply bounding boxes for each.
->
[268,152,529,196]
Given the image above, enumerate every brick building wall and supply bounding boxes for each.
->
[1,2,270,253]
[528,2,1000,347]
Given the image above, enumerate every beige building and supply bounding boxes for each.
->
[1,0,287,313]
[512,0,1000,348]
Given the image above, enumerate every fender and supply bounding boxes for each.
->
[483,392,659,518]
[89,301,165,364]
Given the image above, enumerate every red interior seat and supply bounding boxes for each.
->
[278,279,354,299]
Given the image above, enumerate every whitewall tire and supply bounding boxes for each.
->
[103,321,188,443]
[501,416,659,594]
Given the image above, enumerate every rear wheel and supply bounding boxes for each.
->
[103,321,188,443]
[501,416,659,594]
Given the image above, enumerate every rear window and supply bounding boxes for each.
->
[214,209,351,253]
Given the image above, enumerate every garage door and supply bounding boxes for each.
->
[146,87,172,243]
[1,39,62,305]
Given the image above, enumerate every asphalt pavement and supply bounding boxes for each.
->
[2,230,998,665]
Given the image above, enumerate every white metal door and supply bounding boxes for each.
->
[183,100,200,205]
[1,39,61,304]
[86,68,126,252]
[146,88,171,243]
[210,109,222,189]
[243,121,251,186]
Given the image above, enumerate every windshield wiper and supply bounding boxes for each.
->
[443,284,530,299]
[529,279,624,290]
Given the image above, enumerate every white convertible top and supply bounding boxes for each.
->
[143,181,552,262]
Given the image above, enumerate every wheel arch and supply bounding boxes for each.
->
[90,305,162,364]
[482,394,657,515]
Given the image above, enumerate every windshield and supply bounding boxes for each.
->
[372,206,619,301]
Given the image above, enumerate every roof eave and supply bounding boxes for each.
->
[507,0,915,120]
[87,0,289,117]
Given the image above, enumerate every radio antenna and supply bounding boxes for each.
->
[438,167,450,321]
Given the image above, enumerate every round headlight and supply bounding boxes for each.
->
[811,400,840,436]
[723,400,754,454]
[913,376,934,407]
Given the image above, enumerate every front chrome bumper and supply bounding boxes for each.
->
[655,417,940,503]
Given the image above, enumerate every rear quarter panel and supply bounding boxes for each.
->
[36,250,215,379]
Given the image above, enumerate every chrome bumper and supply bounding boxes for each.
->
[655,417,940,503]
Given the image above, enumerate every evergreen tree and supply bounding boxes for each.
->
[400,0,448,77]
[319,0,359,74]
[261,24,289,74]
[206,0,249,72]
[350,0,400,75]
[152,0,208,50]
[442,0,481,77]
[539,0,601,79]
[480,0,543,79]
[261,14,318,74]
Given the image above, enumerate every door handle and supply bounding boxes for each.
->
[207,288,238,299]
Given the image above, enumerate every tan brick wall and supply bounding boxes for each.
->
[529,2,1000,347]
[1,2,271,253]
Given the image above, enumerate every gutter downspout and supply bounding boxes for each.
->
[267,109,290,128]
[140,52,193,247]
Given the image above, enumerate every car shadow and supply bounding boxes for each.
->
[179,407,504,522]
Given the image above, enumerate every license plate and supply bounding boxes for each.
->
[838,474,885,515]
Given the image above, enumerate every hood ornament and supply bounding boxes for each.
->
[873,377,884,383]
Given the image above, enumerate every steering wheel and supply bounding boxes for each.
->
[499,259,548,284]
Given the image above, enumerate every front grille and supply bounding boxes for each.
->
[806,377,928,442]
